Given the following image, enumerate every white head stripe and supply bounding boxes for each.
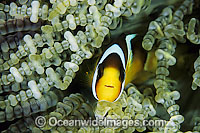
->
[98,44,126,69]
[92,44,126,101]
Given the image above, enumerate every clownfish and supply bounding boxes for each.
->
[92,34,157,102]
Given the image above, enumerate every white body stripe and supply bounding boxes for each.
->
[126,34,136,67]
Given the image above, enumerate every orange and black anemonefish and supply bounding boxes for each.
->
[92,34,157,102]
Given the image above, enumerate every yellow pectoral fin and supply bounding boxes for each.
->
[125,51,134,85]
[133,50,157,84]
[125,56,144,85]
[144,50,157,73]
[125,62,133,86]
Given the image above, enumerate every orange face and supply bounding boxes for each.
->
[95,54,124,102]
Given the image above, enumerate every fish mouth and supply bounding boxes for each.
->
[105,85,114,88]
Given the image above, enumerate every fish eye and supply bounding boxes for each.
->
[119,67,125,82]
[97,63,104,79]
